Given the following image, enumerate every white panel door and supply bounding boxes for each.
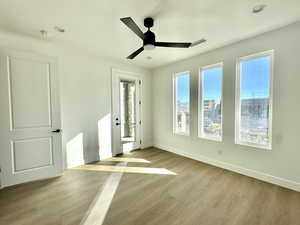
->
[0,49,63,187]
[111,69,141,156]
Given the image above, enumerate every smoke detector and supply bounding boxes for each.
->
[54,26,65,33]
[40,30,48,39]
[252,4,267,13]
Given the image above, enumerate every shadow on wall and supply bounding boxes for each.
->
[98,114,113,160]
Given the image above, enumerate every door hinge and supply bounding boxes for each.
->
[139,120,141,125]
[139,100,141,105]
[139,80,141,85]
[140,140,142,145]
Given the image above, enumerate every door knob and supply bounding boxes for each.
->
[52,129,62,133]
[115,123,120,126]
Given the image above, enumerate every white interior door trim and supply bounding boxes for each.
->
[111,68,143,156]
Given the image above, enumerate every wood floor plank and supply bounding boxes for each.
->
[0,147,299,225]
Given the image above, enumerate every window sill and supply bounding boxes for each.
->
[235,141,272,150]
[199,135,222,142]
[174,132,190,136]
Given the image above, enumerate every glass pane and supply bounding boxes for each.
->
[175,74,190,134]
[201,66,222,139]
[239,55,271,146]
[120,80,136,143]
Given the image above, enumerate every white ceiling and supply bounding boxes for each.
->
[0,0,300,68]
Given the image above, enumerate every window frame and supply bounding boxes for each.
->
[198,62,223,142]
[235,50,274,150]
[173,71,190,136]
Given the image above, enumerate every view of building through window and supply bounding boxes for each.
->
[237,53,272,148]
[200,65,222,140]
[174,73,190,134]
[173,52,272,148]
[120,80,136,143]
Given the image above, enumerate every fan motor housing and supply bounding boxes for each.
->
[143,30,155,46]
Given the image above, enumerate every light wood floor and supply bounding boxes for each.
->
[1,147,300,225]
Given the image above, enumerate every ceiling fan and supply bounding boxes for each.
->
[120,17,206,59]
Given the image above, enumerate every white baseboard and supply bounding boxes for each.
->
[154,143,300,192]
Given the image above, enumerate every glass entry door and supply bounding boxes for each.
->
[120,80,137,144]
[111,69,141,155]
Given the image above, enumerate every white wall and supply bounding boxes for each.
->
[0,31,152,169]
[152,22,300,191]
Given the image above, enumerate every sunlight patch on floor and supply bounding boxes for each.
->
[72,164,176,175]
[80,162,127,225]
[103,157,150,163]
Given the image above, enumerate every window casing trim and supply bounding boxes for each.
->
[198,62,223,142]
[235,50,274,150]
[173,71,190,136]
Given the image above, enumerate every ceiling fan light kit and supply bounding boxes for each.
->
[120,17,206,59]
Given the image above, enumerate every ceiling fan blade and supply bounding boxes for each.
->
[190,39,207,47]
[127,47,144,59]
[155,42,191,48]
[120,17,145,40]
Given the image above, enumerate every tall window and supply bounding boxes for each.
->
[199,63,223,141]
[173,72,190,135]
[236,51,273,149]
